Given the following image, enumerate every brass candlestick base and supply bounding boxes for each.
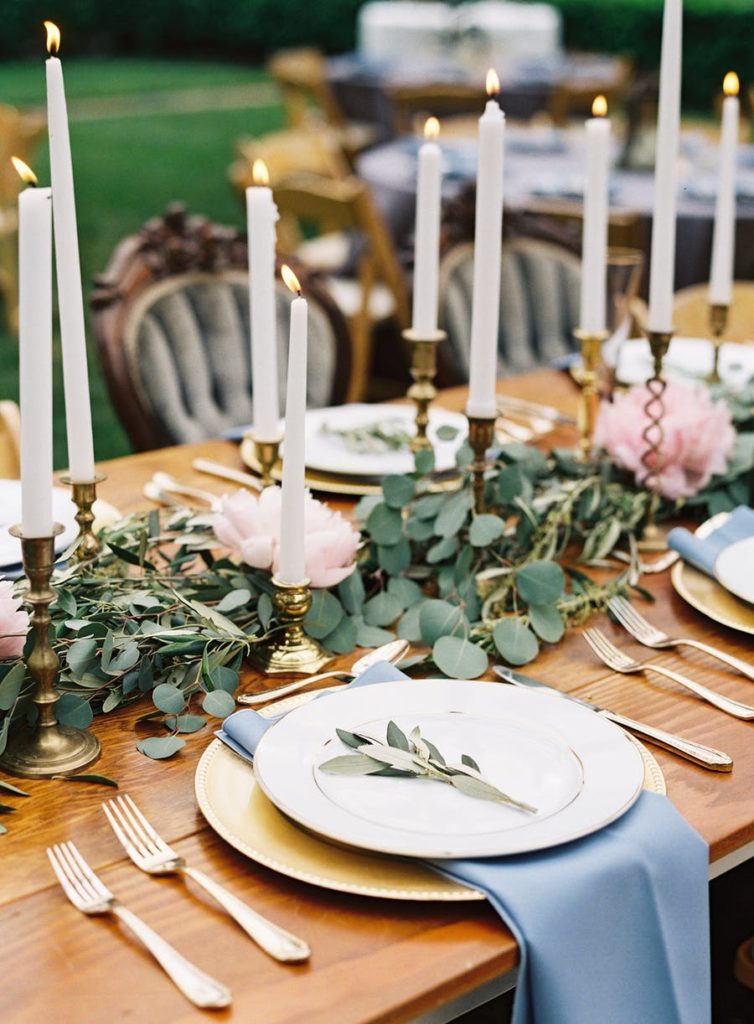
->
[0,525,100,778]
[466,414,497,512]
[573,329,609,462]
[60,472,106,563]
[638,329,673,552]
[707,303,729,384]
[248,433,282,487]
[403,328,444,452]
[251,577,332,675]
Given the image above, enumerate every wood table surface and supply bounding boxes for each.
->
[3,369,753,1024]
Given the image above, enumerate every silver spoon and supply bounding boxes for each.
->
[237,638,410,705]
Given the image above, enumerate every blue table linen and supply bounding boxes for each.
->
[219,664,710,1024]
[668,504,754,577]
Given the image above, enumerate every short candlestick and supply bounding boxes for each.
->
[404,328,444,452]
[251,577,332,675]
[707,303,729,384]
[573,329,609,462]
[639,329,673,550]
[466,415,496,513]
[60,472,106,563]
[249,432,282,487]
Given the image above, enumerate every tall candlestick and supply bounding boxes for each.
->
[246,159,281,442]
[412,117,442,334]
[709,72,740,307]
[466,70,505,420]
[277,266,307,586]
[14,159,53,538]
[579,96,611,334]
[648,0,683,333]
[44,21,95,483]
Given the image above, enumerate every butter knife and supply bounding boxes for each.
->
[493,666,733,772]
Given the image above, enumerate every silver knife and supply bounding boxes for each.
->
[493,666,733,772]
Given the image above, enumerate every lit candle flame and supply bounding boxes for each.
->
[486,69,500,97]
[723,71,739,98]
[44,20,61,55]
[252,159,270,186]
[591,95,608,118]
[281,264,301,297]
[423,116,440,141]
[11,156,38,186]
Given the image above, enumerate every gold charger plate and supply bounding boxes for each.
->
[670,513,754,636]
[239,437,462,498]
[195,736,664,902]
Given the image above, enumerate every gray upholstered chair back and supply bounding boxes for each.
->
[438,239,581,382]
[124,270,340,445]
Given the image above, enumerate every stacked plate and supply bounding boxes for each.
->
[240,404,469,496]
[0,481,79,577]
[196,678,662,901]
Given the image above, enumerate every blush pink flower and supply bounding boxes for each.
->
[0,581,28,658]
[212,486,360,588]
[594,381,736,500]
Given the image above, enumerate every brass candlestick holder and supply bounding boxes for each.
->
[466,414,497,512]
[248,433,282,487]
[0,525,100,778]
[251,577,332,675]
[403,328,445,452]
[639,329,673,551]
[573,329,609,462]
[707,303,729,384]
[60,472,106,563]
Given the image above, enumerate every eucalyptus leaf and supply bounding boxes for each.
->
[386,720,410,751]
[382,474,416,509]
[304,589,344,639]
[338,571,366,615]
[413,493,445,520]
[363,591,403,628]
[322,614,358,655]
[469,514,504,547]
[377,538,411,575]
[257,592,273,630]
[53,773,119,787]
[396,603,425,643]
[414,449,435,475]
[528,603,565,643]
[432,636,488,679]
[66,638,98,678]
[0,779,29,796]
[387,577,423,610]
[202,689,236,718]
[461,753,481,772]
[366,502,403,545]
[209,666,238,694]
[353,616,395,648]
[165,714,208,734]
[406,516,435,542]
[434,489,473,538]
[426,536,458,564]
[319,753,392,775]
[216,589,251,613]
[419,599,467,645]
[436,424,460,441]
[516,561,566,606]
[0,664,26,711]
[56,694,94,729]
[136,735,186,760]
[493,619,540,666]
[152,683,186,715]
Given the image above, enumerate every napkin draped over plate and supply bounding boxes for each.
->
[668,505,754,577]
[219,664,710,1024]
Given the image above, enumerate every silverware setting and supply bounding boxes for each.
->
[47,841,232,1008]
[102,794,310,963]
[583,628,754,720]
[192,458,263,492]
[608,596,754,682]
[237,638,410,706]
[493,665,733,772]
[496,394,576,427]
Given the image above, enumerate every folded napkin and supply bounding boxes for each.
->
[220,664,710,1024]
[668,505,754,577]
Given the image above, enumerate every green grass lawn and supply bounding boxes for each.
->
[0,58,283,467]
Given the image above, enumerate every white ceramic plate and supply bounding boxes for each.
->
[290,404,468,477]
[715,537,754,606]
[253,679,644,859]
[0,481,79,569]
[616,337,754,388]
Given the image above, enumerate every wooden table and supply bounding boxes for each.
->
[3,370,754,1024]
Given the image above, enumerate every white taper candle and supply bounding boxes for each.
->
[709,72,740,307]
[579,96,611,334]
[412,117,442,335]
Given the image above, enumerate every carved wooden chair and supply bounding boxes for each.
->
[91,204,352,452]
[0,400,20,478]
[273,177,411,402]
[387,82,484,135]
[437,237,581,384]
[0,104,46,331]
[266,48,378,163]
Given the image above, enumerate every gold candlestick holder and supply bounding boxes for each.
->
[251,577,332,675]
[60,472,106,563]
[466,414,497,512]
[707,303,729,384]
[638,329,673,551]
[403,328,444,452]
[0,525,100,778]
[248,433,282,487]
[573,329,609,463]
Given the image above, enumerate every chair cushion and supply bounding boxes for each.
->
[124,270,337,445]
[439,240,580,382]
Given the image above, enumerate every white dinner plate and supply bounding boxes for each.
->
[715,537,754,606]
[294,404,468,477]
[0,481,79,569]
[253,679,644,859]
[616,336,754,388]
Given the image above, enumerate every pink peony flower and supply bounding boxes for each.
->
[594,381,736,500]
[0,581,28,658]
[212,486,360,588]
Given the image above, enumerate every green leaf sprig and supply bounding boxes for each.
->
[319,720,537,814]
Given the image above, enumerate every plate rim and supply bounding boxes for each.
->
[714,537,754,608]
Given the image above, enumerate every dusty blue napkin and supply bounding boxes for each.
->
[219,664,710,1024]
[668,505,754,577]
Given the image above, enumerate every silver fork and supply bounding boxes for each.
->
[102,794,310,962]
[608,596,754,682]
[47,841,231,1008]
[583,628,754,720]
